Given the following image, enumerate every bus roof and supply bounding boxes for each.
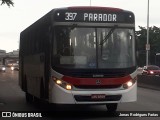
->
[21,6,134,34]
[57,6,124,12]
[53,6,134,23]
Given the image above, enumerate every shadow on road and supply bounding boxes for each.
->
[27,101,119,119]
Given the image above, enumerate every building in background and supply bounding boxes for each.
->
[0,49,6,57]
[6,49,19,67]
[0,49,19,66]
[0,49,6,65]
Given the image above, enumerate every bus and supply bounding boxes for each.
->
[19,6,137,112]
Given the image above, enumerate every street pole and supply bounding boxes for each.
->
[90,0,91,6]
[146,0,150,66]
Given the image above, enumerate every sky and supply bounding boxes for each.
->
[0,0,160,52]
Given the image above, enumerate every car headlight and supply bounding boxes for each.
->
[11,66,14,70]
[2,67,6,71]
[53,77,72,90]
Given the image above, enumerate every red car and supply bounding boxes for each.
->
[142,65,160,76]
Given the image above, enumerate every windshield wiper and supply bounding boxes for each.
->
[99,25,118,46]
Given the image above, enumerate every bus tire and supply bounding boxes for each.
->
[26,92,34,103]
[22,75,27,91]
[40,78,44,99]
[106,103,118,112]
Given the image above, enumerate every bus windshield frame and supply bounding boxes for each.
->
[52,25,136,70]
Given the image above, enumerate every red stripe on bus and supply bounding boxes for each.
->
[68,6,123,12]
[62,75,131,85]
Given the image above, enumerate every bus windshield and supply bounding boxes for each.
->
[53,26,135,69]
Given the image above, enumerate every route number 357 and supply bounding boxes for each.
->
[65,12,77,21]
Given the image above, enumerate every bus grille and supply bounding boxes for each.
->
[74,85,122,89]
[70,70,126,78]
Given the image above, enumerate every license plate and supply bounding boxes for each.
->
[91,94,106,100]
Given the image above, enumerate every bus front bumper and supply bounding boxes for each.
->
[49,82,137,104]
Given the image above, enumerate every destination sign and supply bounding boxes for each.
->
[65,12,117,22]
[84,13,117,22]
[54,10,134,23]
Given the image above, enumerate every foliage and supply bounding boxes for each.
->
[136,26,160,66]
[1,0,14,7]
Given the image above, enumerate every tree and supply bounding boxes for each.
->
[1,0,14,7]
[136,26,160,66]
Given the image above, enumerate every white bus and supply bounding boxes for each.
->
[19,6,137,112]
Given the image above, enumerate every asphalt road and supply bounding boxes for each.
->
[0,68,160,120]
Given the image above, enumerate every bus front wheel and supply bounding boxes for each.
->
[106,103,118,112]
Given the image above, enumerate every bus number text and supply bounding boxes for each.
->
[65,12,77,21]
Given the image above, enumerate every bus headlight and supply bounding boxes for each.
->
[53,77,72,90]
[56,79,62,85]
[123,77,137,89]
[66,84,72,90]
